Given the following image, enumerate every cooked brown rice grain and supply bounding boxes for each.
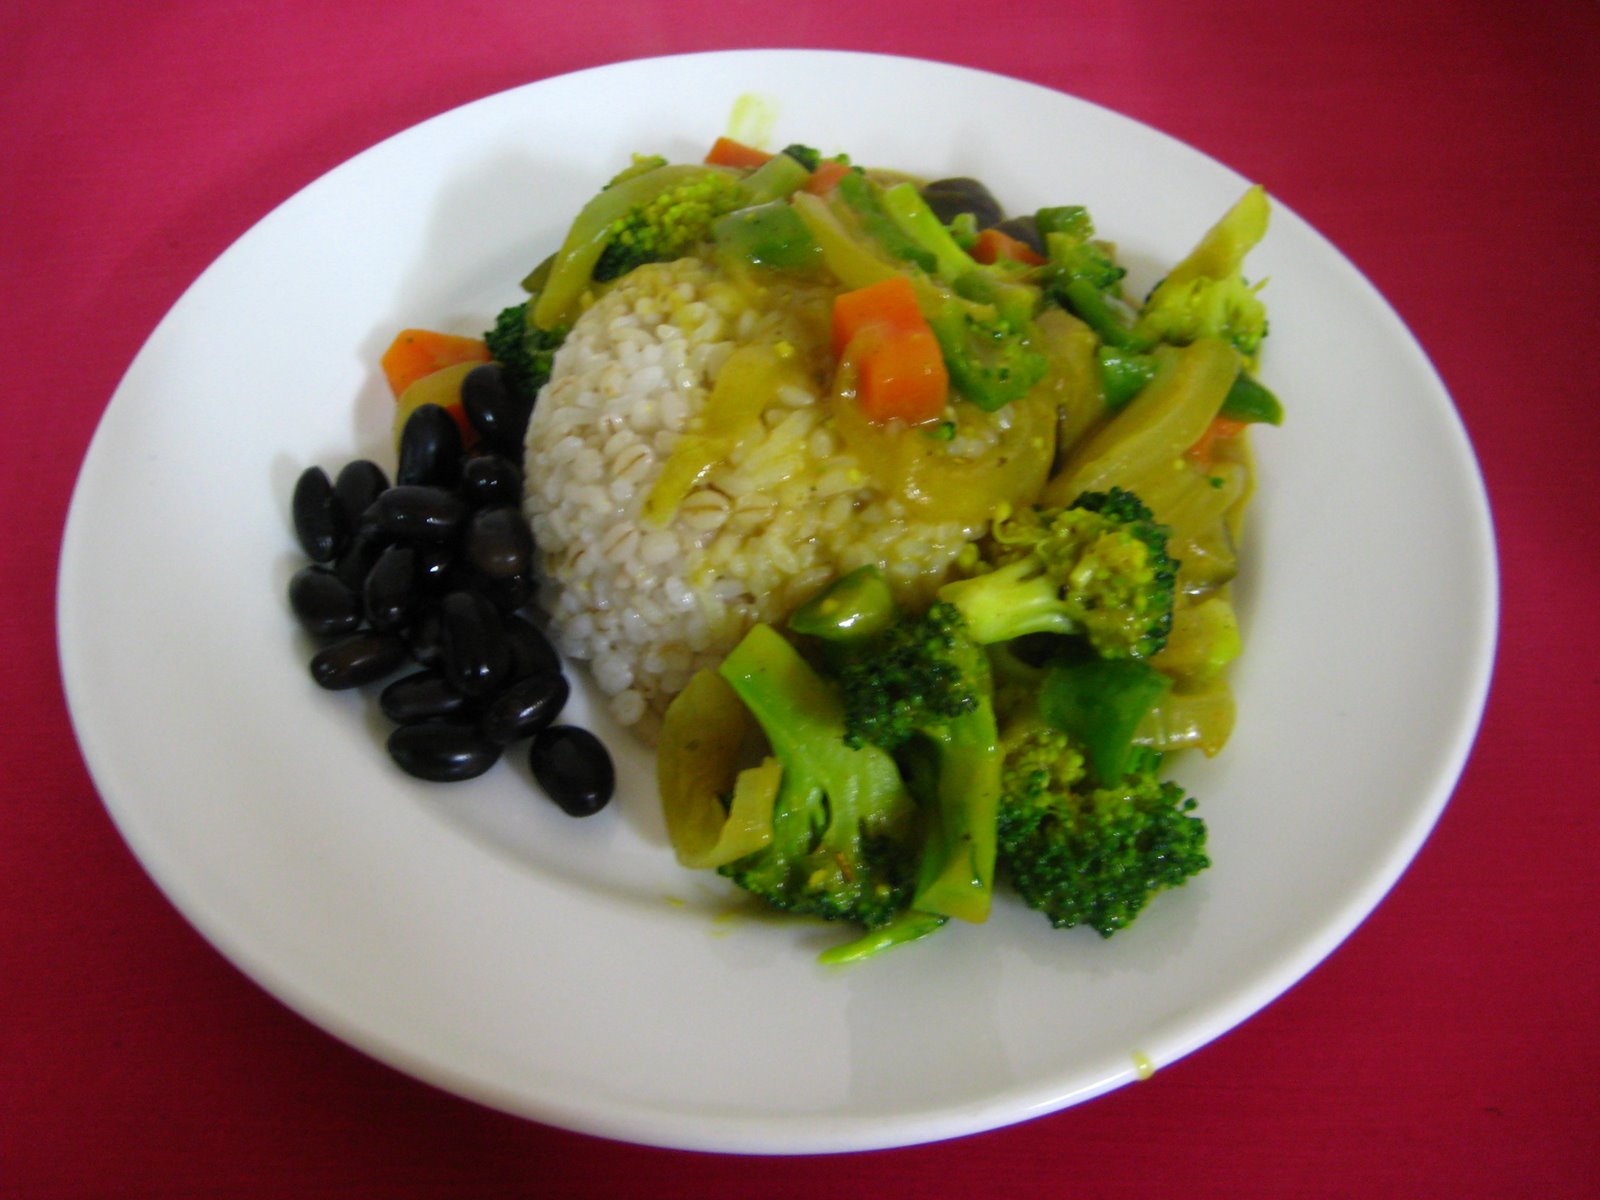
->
[523,257,987,737]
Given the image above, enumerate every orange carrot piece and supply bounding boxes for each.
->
[379,329,491,399]
[704,136,772,169]
[851,325,948,425]
[804,160,853,196]
[971,228,1046,266]
[1185,416,1249,465]
[833,276,948,425]
[831,275,926,358]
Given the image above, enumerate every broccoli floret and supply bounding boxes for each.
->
[602,153,669,189]
[871,181,1049,410]
[780,143,822,172]
[924,292,1050,412]
[716,623,921,931]
[938,488,1178,659]
[1134,185,1271,360]
[484,302,567,408]
[947,210,981,250]
[1039,206,1125,290]
[999,710,1088,803]
[819,597,1001,925]
[996,716,1208,936]
[1037,206,1144,351]
[591,168,748,283]
[535,164,756,329]
[834,600,980,751]
[794,574,1001,925]
[1136,274,1268,358]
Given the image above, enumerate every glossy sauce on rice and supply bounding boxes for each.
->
[522,256,1008,736]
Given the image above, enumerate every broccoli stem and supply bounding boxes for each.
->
[866,623,1002,927]
[938,560,1084,646]
[834,171,937,273]
[1057,276,1147,350]
[720,625,902,807]
[878,180,981,282]
[717,624,916,887]
[910,706,1001,924]
[817,909,948,965]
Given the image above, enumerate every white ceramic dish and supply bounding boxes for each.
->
[57,50,1496,1154]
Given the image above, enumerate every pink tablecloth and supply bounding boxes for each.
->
[4,3,1596,1195]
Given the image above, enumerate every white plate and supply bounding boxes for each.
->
[57,50,1496,1153]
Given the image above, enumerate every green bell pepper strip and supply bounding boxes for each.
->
[878,180,981,283]
[1218,370,1283,425]
[712,201,819,271]
[739,151,811,204]
[787,565,898,643]
[1099,347,1283,425]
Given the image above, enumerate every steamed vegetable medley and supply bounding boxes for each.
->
[381,134,1280,961]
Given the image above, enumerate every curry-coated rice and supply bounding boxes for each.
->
[523,257,987,737]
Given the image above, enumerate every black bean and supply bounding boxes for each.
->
[919,177,1004,229]
[414,541,455,593]
[461,364,525,453]
[288,564,362,637]
[504,616,562,680]
[529,726,614,816]
[396,403,463,488]
[333,526,389,591]
[380,669,473,724]
[309,630,407,690]
[387,722,501,782]
[460,454,523,509]
[333,459,389,529]
[362,485,466,542]
[405,606,446,669]
[481,671,569,745]
[440,590,511,697]
[464,506,534,580]
[363,543,418,631]
[476,571,535,616]
[292,466,343,562]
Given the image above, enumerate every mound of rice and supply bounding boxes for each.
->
[523,257,987,736]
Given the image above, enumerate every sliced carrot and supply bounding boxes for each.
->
[833,276,948,425]
[849,325,948,425]
[804,160,853,196]
[831,274,926,358]
[971,227,1046,266]
[1185,416,1249,466]
[704,136,772,169]
[380,329,491,399]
